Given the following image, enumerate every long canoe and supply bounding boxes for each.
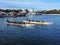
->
[6,21,35,26]
[23,20,53,25]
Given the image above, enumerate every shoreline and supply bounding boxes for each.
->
[42,14,60,15]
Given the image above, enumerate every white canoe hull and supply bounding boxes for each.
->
[6,22,35,27]
[23,20,53,25]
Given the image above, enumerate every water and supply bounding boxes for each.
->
[0,15,60,45]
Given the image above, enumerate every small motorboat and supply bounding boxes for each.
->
[6,20,35,27]
[23,20,53,25]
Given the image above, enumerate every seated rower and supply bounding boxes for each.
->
[28,20,31,21]
[7,19,9,22]
[42,20,44,22]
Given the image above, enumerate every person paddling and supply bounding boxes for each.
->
[42,20,44,22]
[7,19,9,22]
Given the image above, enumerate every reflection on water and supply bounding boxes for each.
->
[0,15,60,45]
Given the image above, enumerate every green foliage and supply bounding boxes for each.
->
[0,9,60,14]
[39,9,60,14]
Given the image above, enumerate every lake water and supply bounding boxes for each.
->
[0,15,60,45]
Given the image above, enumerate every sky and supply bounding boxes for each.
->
[0,0,60,10]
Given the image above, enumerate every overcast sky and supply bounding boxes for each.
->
[0,0,60,10]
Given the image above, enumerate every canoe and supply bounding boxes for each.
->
[23,20,53,25]
[36,22,53,25]
[6,21,35,27]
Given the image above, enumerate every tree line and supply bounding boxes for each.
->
[0,9,60,14]
[38,9,60,14]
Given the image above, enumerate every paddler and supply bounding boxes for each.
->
[7,19,9,22]
[42,20,44,22]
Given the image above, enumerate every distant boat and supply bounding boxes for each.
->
[0,13,6,18]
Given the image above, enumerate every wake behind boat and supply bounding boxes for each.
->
[6,20,35,27]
